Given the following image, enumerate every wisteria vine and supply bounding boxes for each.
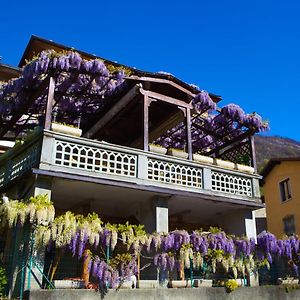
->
[0,196,299,289]
[0,49,127,133]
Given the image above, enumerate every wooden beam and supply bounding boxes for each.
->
[140,88,193,109]
[249,136,258,172]
[143,94,149,151]
[126,76,195,97]
[44,77,56,130]
[206,130,254,156]
[83,85,140,139]
[186,108,193,160]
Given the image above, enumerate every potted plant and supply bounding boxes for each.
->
[148,143,167,155]
[236,164,255,173]
[215,158,235,169]
[167,148,188,159]
[235,154,254,173]
[51,122,82,137]
[193,153,214,165]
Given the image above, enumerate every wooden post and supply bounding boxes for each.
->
[249,136,258,172]
[143,94,149,151]
[186,108,193,160]
[44,77,55,130]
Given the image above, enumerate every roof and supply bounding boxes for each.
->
[0,64,21,81]
[18,35,222,102]
[260,157,300,179]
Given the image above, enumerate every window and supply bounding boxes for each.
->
[279,178,291,202]
[283,215,295,236]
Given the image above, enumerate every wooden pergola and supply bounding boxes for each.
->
[0,37,261,170]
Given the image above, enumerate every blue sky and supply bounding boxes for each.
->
[1,1,299,140]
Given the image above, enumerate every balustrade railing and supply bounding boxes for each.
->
[0,130,261,200]
[0,141,41,188]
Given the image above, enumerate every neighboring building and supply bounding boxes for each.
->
[0,36,264,295]
[261,158,300,237]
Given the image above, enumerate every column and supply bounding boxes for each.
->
[139,196,169,233]
[138,196,169,284]
[185,108,193,160]
[143,94,149,151]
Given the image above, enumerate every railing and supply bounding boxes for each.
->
[211,171,253,197]
[0,137,41,188]
[54,140,137,177]
[0,130,261,200]
[148,158,202,188]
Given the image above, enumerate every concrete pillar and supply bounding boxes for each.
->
[218,209,257,240]
[139,196,169,233]
[202,168,212,191]
[218,209,259,287]
[138,196,169,283]
[245,211,257,241]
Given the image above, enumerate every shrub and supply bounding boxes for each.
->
[0,266,7,297]
[225,279,238,293]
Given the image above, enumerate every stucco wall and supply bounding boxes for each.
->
[264,161,300,237]
[27,287,300,300]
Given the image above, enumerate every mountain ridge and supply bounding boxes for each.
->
[254,135,300,172]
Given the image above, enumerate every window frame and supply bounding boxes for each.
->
[283,214,296,236]
[279,178,292,203]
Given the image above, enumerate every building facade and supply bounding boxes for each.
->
[0,36,265,296]
[262,158,300,237]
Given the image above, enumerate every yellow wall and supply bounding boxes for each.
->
[264,161,300,238]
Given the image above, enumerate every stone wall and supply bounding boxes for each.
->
[27,287,300,300]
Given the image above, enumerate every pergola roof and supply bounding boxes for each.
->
[0,64,21,81]
[18,35,222,101]
[0,36,268,168]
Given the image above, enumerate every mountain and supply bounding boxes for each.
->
[254,135,300,172]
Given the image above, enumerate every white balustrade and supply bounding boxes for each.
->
[0,131,259,200]
[211,171,253,197]
[54,140,137,177]
[148,158,202,188]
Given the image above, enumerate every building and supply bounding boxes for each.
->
[261,158,300,237]
[0,36,265,296]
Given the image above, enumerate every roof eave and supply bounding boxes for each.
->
[18,35,221,99]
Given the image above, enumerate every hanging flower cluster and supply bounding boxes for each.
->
[154,101,268,154]
[0,194,54,227]
[152,229,256,279]
[2,196,299,288]
[192,91,217,113]
[256,231,299,273]
[0,50,126,133]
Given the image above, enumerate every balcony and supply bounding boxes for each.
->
[0,130,261,203]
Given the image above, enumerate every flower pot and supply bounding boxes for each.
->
[193,154,214,165]
[53,279,84,289]
[215,158,235,169]
[277,277,299,285]
[169,280,189,288]
[236,163,255,173]
[149,144,167,155]
[138,280,159,289]
[51,123,82,137]
[193,279,213,287]
[168,149,188,159]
